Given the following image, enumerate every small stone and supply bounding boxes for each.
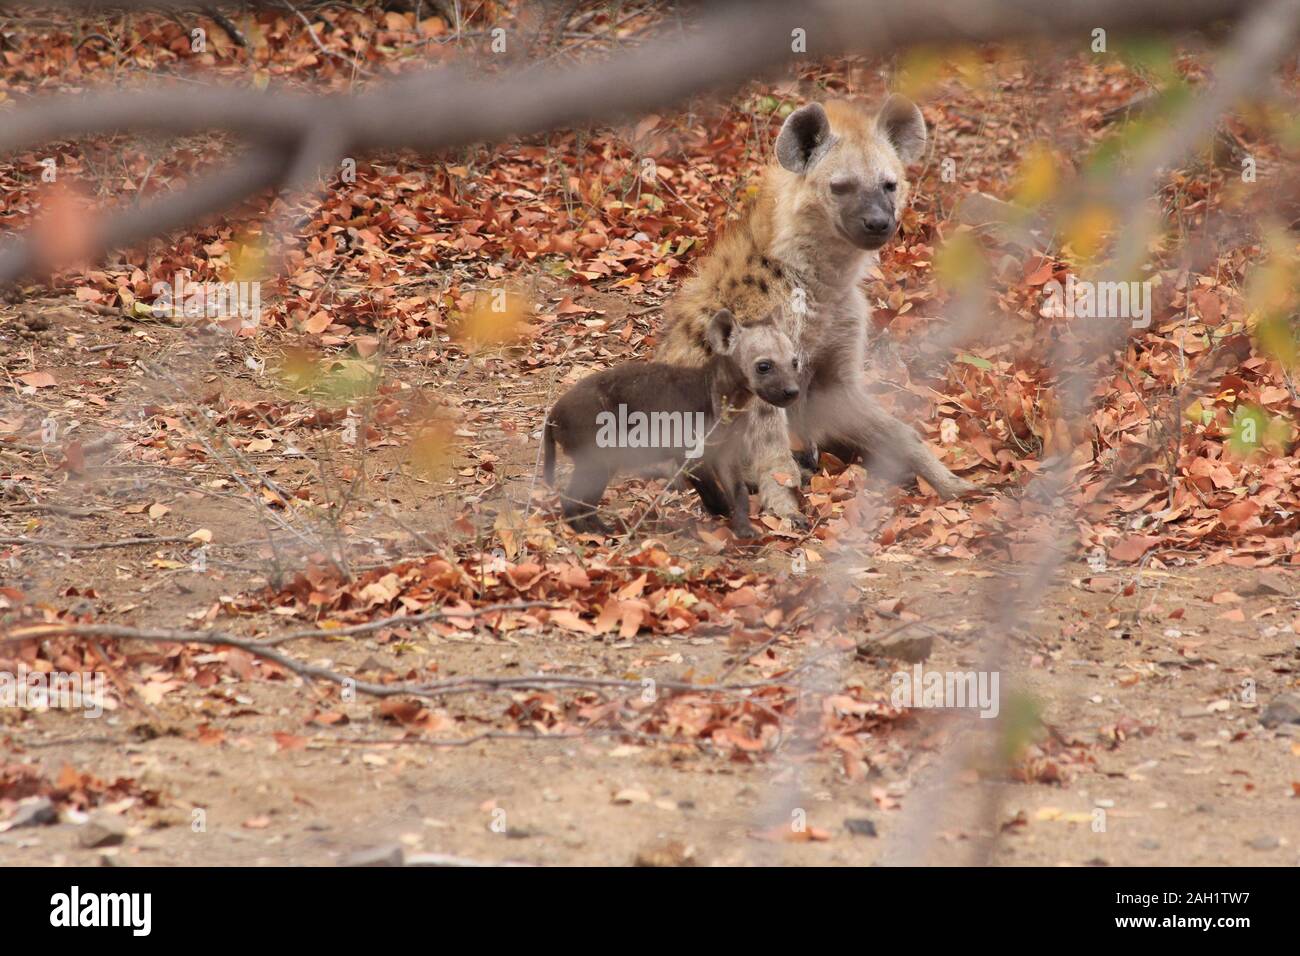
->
[612,788,651,805]
[343,844,404,867]
[1254,571,1291,596]
[634,839,696,867]
[1260,694,1300,728]
[844,818,878,838]
[79,813,127,849]
[856,632,933,664]
[406,853,494,867]
[1248,835,1280,851]
[5,797,56,830]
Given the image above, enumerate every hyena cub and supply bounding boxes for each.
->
[543,308,801,538]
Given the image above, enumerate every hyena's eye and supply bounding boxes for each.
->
[883,180,898,193]
[756,361,773,375]
[792,356,801,370]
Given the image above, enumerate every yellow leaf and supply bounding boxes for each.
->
[1012,145,1059,207]
[408,417,456,480]
[897,47,944,100]
[1062,205,1114,262]
[456,291,529,349]
[276,346,322,392]
[935,230,985,288]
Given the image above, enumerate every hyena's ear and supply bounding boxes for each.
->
[705,308,739,355]
[776,103,834,175]
[875,94,927,165]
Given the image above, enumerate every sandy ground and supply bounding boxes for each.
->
[2,296,1299,867]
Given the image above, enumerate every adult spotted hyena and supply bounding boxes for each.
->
[657,96,975,522]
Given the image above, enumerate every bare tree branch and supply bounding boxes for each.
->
[0,0,1265,285]
[0,618,794,706]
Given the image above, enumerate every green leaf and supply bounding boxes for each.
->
[956,353,994,371]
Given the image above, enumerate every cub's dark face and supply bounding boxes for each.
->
[774,96,927,253]
[705,309,802,408]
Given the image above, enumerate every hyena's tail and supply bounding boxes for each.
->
[542,411,557,487]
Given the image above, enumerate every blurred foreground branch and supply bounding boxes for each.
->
[0,0,1268,284]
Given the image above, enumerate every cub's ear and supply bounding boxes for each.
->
[776,103,834,175]
[875,94,927,165]
[705,308,739,355]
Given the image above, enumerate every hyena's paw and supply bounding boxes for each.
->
[568,514,612,535]
[757,480,802,520]
[930,474,978,500]
[786,511,811,532]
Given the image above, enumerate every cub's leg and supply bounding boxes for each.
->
[686,467,732,517]
[561,462,614,534]
[810,383,975,499]
[744,403,808,527]
[726,473,758,539]
[715,453,758,539]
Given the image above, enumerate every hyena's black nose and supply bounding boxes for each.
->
[783,385,800,400]
[864,214,891,235]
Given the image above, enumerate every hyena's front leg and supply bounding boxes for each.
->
[745,404,808,526]
[812,385,975,499]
